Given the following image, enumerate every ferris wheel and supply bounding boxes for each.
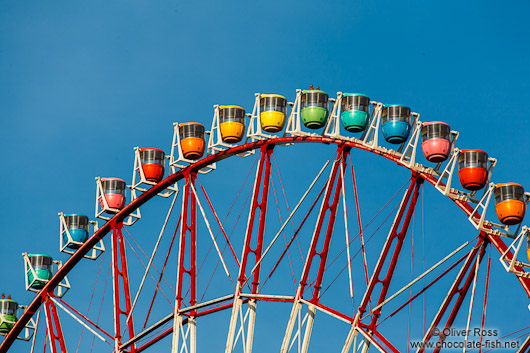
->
[1,86,530,353]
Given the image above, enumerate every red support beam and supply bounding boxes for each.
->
[43,297,67,353]
[372,328,401,353]
[4,137,530,353]
[111,223,136,352]
[385,251,468,320]
[417,236,487,353]
[175,172,198,314]
[486,233,530,296]
[236,143,274,294]
[297,145,350,303]
[356,173,423,331]
[57,298,114,340]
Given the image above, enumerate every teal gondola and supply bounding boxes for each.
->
[27,254,53,290]
[341,93,370,133]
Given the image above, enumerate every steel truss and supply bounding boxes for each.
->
[226,143,274,353]
[172,171,199,353]
[342,173,423,353]
[4,136,530,353]
[280,145,351,353]
[111,223,137,353]
[43,297,67,353]
[417,235,488,353]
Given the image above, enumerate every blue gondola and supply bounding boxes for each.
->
[381,104,411,144]
[63,214,89,249]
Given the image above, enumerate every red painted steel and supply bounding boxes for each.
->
[486,232,530,294]
[136,326,175,353]
[43,298,67,353]
[372,328,401,353]
[386,250,469,319]
[3,137,530,353]
[267,180,327,280]
[479,252,491,352]
[176,172,198,315]
[357,325,394,353]
[57,298,113,340]
[197,180,240,267]
[356,174,423,331]
[111,224,136,352]
[297,145,350,302]
[418,236,487,353]
[314,302,354,323]
[236,143,274,294]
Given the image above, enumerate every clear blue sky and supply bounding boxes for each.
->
[1,0,530,352]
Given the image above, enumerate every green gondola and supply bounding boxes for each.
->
[301,89,329,129]
[0,295,18,333]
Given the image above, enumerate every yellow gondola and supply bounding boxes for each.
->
[260,94,287,133]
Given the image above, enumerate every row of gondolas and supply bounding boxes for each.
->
[0,87,526,335]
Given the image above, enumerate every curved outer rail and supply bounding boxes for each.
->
[1,136,529,352]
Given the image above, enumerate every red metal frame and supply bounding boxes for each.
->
[43,297,66,353]
[372,329,401,353]
[236,143,274,295]
[57,298,113,340]
[175,171,198,314]
[386,251,469,319]
[298,145,350,303]
[111,223,136,352]
[418,236,487,353]
[479,251,491,352]
[3,137,530,353]
[356,173,423,331]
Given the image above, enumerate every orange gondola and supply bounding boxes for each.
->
[179,122,205,160]
[219,106,246,143]
[494,183,526,225]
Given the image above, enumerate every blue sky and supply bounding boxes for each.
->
[1,0,530,352]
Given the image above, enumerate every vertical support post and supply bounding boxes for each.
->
[342,173,422,352]
[43,297,67,353]
[225,143,274,353]
[111,222,136,353]
[356,173,423,330]
[302,146,350,303]
[280,145,350,353]
[172,172,198,353]
[417,236,487,353]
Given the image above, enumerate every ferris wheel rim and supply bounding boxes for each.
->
[1,134,527,352]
